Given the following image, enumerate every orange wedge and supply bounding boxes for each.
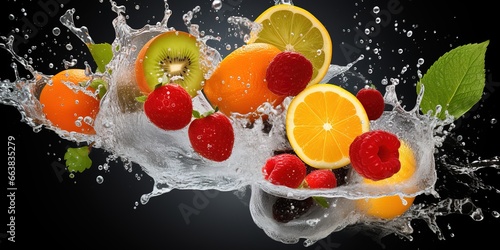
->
[286,84,369,169]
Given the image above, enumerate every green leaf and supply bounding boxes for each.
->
[135,95,147,103]
[417,40,489,120]
[64,146,92,173]
[192,110,202,119]
[87,43,113,73]
[192,108,217,119]
[90,78,108,99]
[313,196,330,208]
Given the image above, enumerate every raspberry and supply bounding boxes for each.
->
[304,169,337,189]
[356,86,385,120]
[266,51,313,96]
[262,154,307,188]
[349,130,401,181]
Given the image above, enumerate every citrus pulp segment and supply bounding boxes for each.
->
[249,4,332,86]
[286,84,369,169]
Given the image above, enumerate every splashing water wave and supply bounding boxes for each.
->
[1,0,498,246]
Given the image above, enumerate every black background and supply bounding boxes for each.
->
[1,0,499,249]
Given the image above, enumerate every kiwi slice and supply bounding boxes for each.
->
[135,31,204,97]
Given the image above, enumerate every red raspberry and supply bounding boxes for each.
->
[266,51,313,96]
[349,130,401,181]
[304,169,337,189]
[262,154,307,188]
[356,86,385,120]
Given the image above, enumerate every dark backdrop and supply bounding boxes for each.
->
[1,0,499,249]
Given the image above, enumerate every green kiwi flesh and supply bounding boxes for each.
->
[140,31,204,97]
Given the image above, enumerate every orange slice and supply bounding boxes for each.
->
[286,84,369,169]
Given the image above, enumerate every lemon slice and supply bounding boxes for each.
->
[249,4,332,86]
[286,84,369,169]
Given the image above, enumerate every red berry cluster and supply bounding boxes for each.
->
[262,154,337,189]
[349,130,401,181]
[266,51,313,97]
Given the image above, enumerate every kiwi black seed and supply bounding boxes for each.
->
[136,31,204,97]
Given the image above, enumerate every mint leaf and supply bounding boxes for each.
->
[64,146,92,173]
[417,40,489,120]
[87,43,113,73]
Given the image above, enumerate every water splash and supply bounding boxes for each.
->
[0,0,498,247]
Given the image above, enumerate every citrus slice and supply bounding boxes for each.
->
[286,84,369,169]
[248,4,332,86]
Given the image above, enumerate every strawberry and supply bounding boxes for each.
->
[266,51,313,96]
[356,86,385,120]
[304,169,337,189]
[262,153,307,188]
[349,130,401,181]
[188,111,235,162]
[143,84,193,130]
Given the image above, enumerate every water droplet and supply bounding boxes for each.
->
[96,175,104,184]
[75,117,83,127]
[401,65,408,74]
[373,6,380,14]
[8,14,15,20]
[471,209,484,221]
[306,219,320,226]
[407,30,413,37]
[52,27,61,36]
[83,116,94,126]
[490,118,497,125]
[492,210,500,218]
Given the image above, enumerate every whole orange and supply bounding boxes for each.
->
[202,43,285,120]
[39,69,99,134]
